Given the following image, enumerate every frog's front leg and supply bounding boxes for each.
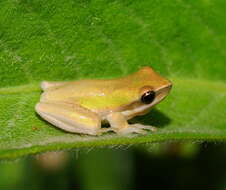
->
[106,112,156,135]
[35,101,110,135]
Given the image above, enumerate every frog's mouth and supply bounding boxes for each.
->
[120,83,172,118]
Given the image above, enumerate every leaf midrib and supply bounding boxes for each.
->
[1,130,226,160]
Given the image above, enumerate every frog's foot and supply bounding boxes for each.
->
[116,124,156,135]
[130,124,157,132]
[116,126,147,135]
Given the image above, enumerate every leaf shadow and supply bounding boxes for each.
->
[130,108,171,128]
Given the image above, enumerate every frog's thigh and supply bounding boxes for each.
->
[106,112,156,135]
[35,102,101,135]
[41,81,70,91]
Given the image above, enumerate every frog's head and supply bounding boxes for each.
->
[120,66,172,118]
[137,66,172,106]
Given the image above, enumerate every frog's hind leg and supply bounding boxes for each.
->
[35,102,109,135]
[41,81,70,91]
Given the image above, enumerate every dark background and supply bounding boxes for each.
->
[1,143,226,190]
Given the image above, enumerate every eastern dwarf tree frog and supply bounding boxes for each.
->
[35,66,172,135]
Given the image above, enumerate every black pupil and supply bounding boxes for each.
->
[141,91,155,104]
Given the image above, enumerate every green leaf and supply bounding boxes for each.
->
[0,0,226,159]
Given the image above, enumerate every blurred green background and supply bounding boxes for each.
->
[2,144,226,190]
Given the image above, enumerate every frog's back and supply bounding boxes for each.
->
[40,79,124,103]
[40,66,169,104]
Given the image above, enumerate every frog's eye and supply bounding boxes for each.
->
[141,91,155,104]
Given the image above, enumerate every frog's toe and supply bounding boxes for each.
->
[130,124,157,132]
[117,127,147,135]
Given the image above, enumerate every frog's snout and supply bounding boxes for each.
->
[167,83,173,92]
[155,83,172,103]
[162,83,172,94]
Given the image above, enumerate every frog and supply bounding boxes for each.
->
[35,66,172,135]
